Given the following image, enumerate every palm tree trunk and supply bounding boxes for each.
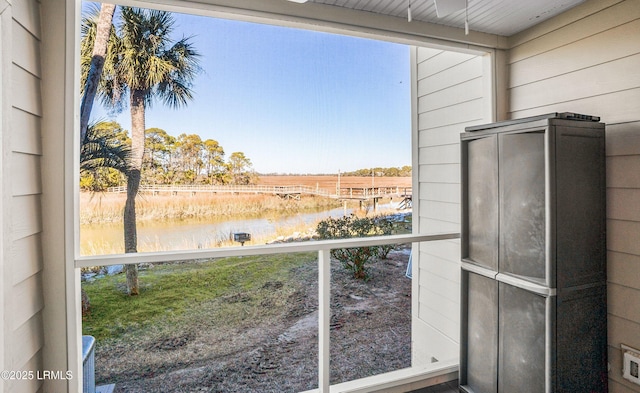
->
[124,89,146,295]
[124,167,140,295]
[80,3,116,142]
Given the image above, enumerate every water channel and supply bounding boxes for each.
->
[80,203,407,256]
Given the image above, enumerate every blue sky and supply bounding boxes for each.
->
[87,5,411,174]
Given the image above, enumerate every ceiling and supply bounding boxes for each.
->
[298,0,588,36]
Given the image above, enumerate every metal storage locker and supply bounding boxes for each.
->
[459,113,607,393]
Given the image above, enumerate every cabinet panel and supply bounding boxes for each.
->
[466,136,499,271]
[463,271,498,393]
[498,283,546,393]
[499,132,546,283]
[556,285,608,392]
[555,128,607,287]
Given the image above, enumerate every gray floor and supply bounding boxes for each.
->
[98,380,459,392]
[409,380,459,393]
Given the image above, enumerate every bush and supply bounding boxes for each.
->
[316,214,397,280]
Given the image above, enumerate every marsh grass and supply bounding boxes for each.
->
[80,192,345,225]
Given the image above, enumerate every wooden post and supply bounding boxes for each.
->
[318,249,331,393]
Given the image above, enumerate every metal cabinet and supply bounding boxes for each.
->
[459,113,608,393]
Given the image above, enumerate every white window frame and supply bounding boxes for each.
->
[64,1,499,391]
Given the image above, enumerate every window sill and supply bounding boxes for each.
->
[299,361,458,393]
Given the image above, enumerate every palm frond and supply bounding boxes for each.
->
[81,122,132,174]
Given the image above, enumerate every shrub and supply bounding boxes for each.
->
[373,216,396,259]
[316,214,397,280]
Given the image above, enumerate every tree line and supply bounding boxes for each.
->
[80,121,411,192]
[341,166,411,177]
[80,121,257,191]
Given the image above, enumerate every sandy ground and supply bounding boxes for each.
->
[98,247,413,393]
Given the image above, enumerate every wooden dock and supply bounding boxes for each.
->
[106,184,411,202]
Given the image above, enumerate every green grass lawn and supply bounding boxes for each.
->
[82,252,315,341]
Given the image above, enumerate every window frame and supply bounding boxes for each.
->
[65,1,495,391]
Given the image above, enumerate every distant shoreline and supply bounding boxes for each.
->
[256,175,411,189]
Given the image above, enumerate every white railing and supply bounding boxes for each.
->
[75,232,458,392]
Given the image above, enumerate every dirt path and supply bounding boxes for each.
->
[101,247,412,393]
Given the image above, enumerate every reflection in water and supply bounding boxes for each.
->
[81,204,405,255]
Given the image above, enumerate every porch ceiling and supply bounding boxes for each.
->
[295,0,587,36]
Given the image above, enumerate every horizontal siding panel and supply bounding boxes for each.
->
[418,300,459,340]
[509,0,640,63]
[419,117,486,134]
[419,182,460,203]
[11,195,42,241]
[509,88,640,126]
[606,121,640,157]
[419,77,484,113]
[418,123,465,148]
[12,108,42,155]
[417,51,476,80]
[419,253,460,283]
[9,313,43,371]
[416,47,443,63]
[12,0,41,39]
[413,320,459,362]
[608,282,640,324]
[607,188,640,222]
[418,56,483,97]
[11,234,43,285]
[511,54,640,112]
[419,99,485,130]
[608,219,640,256]
[419,163,460,183]
[419,217,460,233]
[608,251,640,291]
[12,20,40,77]
[12,152,41,196]
[420,239,460,263]
[607,155,640,188]
[419,200,460,224]
[6,352,43,393]
[418,287,459,324]
[12,65,42,116]
[419,269,459,304]
[512,19,640,88]
[608,314,640,351]
[418,144,460,165]
[10,273,44,331]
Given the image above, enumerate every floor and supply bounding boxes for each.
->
[409,380,459,393]
[96,380,459,392]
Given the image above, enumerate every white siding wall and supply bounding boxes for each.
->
[506,0,640,391]
[1,1,44,393]
[412,46,492,365]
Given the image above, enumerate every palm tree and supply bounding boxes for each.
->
[82,7,200,295]
[80,3,116,143]
[80,121,131,176]
[80,121,131,315]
